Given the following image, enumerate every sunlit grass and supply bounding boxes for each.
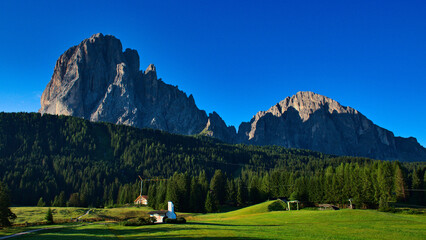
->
[3,202,425,239]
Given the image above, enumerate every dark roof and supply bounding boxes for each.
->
[148,210,168,215]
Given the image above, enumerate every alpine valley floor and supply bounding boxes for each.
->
[1,201,425,240]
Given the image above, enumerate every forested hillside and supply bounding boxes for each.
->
[0,112,424,210]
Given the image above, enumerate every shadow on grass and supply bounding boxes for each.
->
[17,224,260,240]
[187,222,280,227]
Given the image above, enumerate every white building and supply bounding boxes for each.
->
[134,195,148,205]
[148,201,177,223]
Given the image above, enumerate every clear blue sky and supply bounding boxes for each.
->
[0,0,425,147]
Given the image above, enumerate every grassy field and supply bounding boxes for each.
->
[1,201,425,239]
[9,206,153,224]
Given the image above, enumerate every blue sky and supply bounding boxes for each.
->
[0,0,425,147]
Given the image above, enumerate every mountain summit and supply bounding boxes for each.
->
[237,91,426,161]
[40,34,425,161]
[40,33,227,135]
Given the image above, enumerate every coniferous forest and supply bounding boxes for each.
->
[0,112,424,212]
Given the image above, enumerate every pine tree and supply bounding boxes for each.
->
[37,197,46,207]
[0,182,16,227]
[156,181,167,209]
[393,162,406,202]
[204,191,217,213]
[166,176,180,210]
[190,177,204,212]
[45,208,53,224]
[410,169,422,204]
[377,162,393,201]
[198,171,209,206]
[225,179,236,206]
[147,183,157,208]
[67,193,80,207]
[210,170,226,204]
[236,179,247,206]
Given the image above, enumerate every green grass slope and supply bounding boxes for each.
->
[4,203,425,239]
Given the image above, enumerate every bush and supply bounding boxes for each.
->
[268,201,287,211]
[165,217,186,224]
[378,196,394,212]
[121,217,155,226]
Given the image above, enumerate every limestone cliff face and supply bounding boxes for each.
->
[40,34,425,161]
[202,112,237,143]
[40,33,215,135]
[237,91,426,161]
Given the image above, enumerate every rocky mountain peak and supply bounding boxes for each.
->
[201,112,237,143]
[237,91,426,161]
[145,64,156,73]
[39,33,218,136]
[267,91,356,122]
[39,34,425,162]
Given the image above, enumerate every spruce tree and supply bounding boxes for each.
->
[393,162,406,202]
[236,179,247,206]
[210,170,225,204]
[410,169,422,204]
[190,177,203,212]
[0,182,16,227]
[156,181,167,209]
[147,183,157,208]
[166,177,179,210]
[37,197,46,207]
[45,208,53,224]
[205,191,217,213]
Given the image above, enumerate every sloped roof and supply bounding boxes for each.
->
[148,210,168,215]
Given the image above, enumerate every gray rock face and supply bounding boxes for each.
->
[237,91,426,161]
[40,34,425,161]
[40,33,215,135]
[202,112,237,143]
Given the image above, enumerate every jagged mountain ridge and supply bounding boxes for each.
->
[40,33,225,135]
[237,91,426,161]
[40,33,426,161]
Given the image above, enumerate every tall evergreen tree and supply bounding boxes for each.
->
[0,182,16,227]
[225,179,236,206]
[236,178,247,206]
[166,175,180,210]
[393,162,406,202]
[156,181,167,210]
[189,177,204,212]
[210,170,226,204]
[37,197,46,207]
[410,169,422,204]
[205,191,217,213]
[147,183,157,208]
[45,208,54,224]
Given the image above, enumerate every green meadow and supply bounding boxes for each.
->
[1,201,425,239]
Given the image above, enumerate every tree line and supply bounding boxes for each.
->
[0,112,424,211]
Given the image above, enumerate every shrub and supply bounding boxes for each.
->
[378,196,394,212]
[122,217,155,226]
[268,201,287,211]
[165,217,186,224]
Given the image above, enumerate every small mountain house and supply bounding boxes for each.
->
[134,195,148,205]
[148,201,177,223]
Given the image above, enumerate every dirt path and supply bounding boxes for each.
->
[77,209,92,220]
[0,226,63,239]
[0,222,116,239]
